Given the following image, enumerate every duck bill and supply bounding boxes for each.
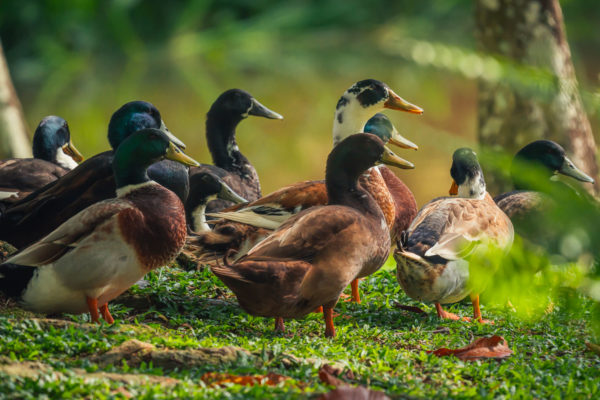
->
[384,90,424,114]
[449,180,459,195]
[165,142,200,167]
[558,156,595,183]
[388,127,418,150]
[248,98,284,120]
[379,146,415,169]
[218,182,247,204]
[160,120,187,150]
[61,141,84,163]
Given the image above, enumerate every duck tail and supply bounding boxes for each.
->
[0,263,35,299]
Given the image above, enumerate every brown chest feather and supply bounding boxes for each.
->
[118,185,187,270]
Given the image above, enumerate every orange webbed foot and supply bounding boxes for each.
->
[435,303,471,322]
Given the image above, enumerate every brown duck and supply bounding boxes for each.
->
[211,133,413,337]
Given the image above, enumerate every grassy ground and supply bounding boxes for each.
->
[0,261,599,399]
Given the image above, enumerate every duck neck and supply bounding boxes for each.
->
[332,97,377,145]
[113,153,156,197]
[326,166,380,216]
[191,194,217,232]
[206,112,245,171]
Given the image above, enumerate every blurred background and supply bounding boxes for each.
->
[0,0,599,205]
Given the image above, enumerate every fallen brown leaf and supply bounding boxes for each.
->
[318,387,390,400]
[428,335,513,361]
[318,364,388,399]
[585,342,600,356]
[200,372,289,387]
[318,365,347,388]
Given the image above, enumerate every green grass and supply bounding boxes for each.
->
[1,264,599,399]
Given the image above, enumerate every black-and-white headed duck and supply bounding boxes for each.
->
[211,133,413,337]
[0,128,199,322]
[394,148,514,323]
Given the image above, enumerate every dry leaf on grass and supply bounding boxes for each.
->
[318,364,389,399]
[200,372,289,387]
[318,386,390,400]
[585,342,600,356]
[429,335,513,361]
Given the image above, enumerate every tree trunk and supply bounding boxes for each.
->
[0,40,31,159]
[475,0,598,194]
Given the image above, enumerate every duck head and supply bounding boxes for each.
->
[449,148,486,199]
[108,101,185,150]
[32,116,84,169]
[332,79,423,145]
[511,140,594,191]
[206,89,283,165]
[326,133,414,199]
[364,113,418,150]
[113,128,199,195]
[187,172,247,232]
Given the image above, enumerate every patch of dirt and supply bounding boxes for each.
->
[0,356,180,386]
[90,339,249,369]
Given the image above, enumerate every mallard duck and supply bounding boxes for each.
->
[187,172,247,233]
[0,128,199,322]
[187,89,283,216]
[0,101,187,249]
[494,140,594,221]
[211,133,413,337]
[0,116,83,204]
[196,80,421,279]
[394,148,514,323]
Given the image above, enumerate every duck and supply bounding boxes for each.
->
[0,116,84,205]
[494,140,594,249]
[187,89,283,215]
[211,133,413,337]
[186,172,247,233]
[195,80,422,298]
[0,101,188,250]
[0,128,199,322]
[394,148,514,323]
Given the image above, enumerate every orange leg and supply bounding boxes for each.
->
[86,297,100,324]
[274,317,285,332]
[351,279,361,303]
[99,303,114,324]
[323,307,336,338]
[435,303,471,322]
[313,306,323,313]
[471,294,494,324]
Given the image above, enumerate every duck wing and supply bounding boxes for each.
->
[208,180,327,230]
[242,205,359,263]
[5,199,132,267]
[0,151,115,249]
[408,196,513,261]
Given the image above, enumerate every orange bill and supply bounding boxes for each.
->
[449,180,458,195]
[384,89,424,114]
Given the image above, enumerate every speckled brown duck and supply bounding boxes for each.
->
[394,148,514,323]
[211,133,414,337]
